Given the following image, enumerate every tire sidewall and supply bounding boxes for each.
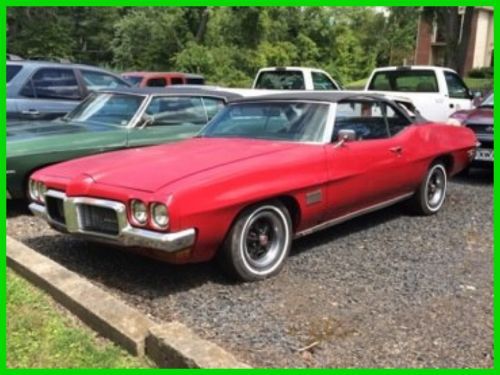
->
[421,163,447,214]
[228,202,292,281]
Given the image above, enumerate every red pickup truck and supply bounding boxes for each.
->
[122,72,205,87]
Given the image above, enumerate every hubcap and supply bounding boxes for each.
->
[242,209,287,270]
[425,166,446,210]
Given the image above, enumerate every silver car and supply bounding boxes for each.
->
[7,60,130,122]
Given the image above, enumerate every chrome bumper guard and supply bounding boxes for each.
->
[29,190,195,253]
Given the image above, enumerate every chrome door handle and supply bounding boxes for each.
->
[21,109,41,116]
[389,146,403,154]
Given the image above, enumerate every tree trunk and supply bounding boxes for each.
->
[195,7,210,43]
[456,7,474,76]
[443,7,460,71]
[423,6,475,75]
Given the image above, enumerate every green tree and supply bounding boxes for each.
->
[7,8,75,59]
[111,7,191,70]
[7,6,425,86]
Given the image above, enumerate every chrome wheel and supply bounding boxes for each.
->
[424,164,447,212]
[239,205,290,276]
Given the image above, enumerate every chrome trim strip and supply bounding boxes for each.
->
[30,190,195,253]
[294,192,414,239]
[6,170,16,175]
[7,190,12,199]
[46,190,67,200]
[322,103,337,144]
[129,94,153,129]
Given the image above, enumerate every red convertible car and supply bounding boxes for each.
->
[29,93,477,281]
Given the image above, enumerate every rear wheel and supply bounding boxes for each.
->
[410,162,447,215]
[219,201,292,281]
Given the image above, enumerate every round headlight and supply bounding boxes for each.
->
[131,199,148,225]
[38,182,47,203]
[151,203,169,229]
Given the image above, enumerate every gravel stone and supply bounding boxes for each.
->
[7,169,493,368]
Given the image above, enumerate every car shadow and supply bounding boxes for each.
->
[22,201,408,299]
[451,167,493,186]
[291,201,404,257]
[7,199,31,218]
[22,234,233,297]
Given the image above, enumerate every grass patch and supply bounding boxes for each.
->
[7,269,149,369]
[344,78,367,90]
[464,77,493,91]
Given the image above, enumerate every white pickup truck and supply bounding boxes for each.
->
[364,66,474,122]
[252,67,341,91]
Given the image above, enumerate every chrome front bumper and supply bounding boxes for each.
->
[29,190,195,253]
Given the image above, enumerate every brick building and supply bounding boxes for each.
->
[414,7,493,75]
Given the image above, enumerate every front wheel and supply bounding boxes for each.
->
[410,162,448,215]
[219,201,292,281]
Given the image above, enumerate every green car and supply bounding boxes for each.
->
[7,87,241,199]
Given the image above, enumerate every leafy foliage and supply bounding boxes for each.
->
[7,7,420,86]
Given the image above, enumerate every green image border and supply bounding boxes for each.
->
[1,0,497,372]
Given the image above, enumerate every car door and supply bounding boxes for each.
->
[311,71,339,90]
[324,100,412,219]
[15,67,83,121]
[444,71,474,115]
[126,96,209,147]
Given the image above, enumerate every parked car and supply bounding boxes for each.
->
[122,72,205,87]
[364,65,474,122]
[7,87,241,199]
[252,67,341,90]
[29,92,476,281]
[449,93,493,165]
[7,53,23,61]
[7,60,130,121]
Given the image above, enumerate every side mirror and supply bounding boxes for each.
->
[139,114,154,128]
[334,129,356,148]
[472,91,483,107]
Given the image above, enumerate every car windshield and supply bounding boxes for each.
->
[63,92,145,127]
[122,75,143,86]
[254,71,305,90]
[480,93,494,107]
[369,70,439,92]
[200,101,329,142]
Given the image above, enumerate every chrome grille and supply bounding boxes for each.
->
[46,196,65,225]
[78,204,119,236]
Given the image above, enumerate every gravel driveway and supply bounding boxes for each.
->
[7,169,493,368]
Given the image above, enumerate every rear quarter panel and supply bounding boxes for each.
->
[398,123,476,188]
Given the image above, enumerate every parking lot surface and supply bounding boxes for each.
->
[7,170,493,368]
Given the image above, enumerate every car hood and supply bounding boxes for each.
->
[46,137,299,193]
[461,107,493,125]
[7,120,116,141]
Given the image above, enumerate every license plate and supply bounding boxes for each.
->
[475,148,494,161]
